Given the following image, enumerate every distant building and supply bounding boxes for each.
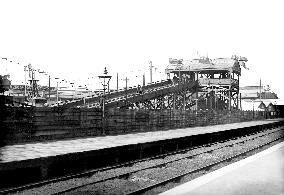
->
[0,75,11,94]
[240,86,278,100]
[239,84,280,113]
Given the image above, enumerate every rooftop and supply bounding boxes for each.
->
[166,57,243,74]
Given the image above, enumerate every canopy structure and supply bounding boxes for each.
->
[166,56,244,75]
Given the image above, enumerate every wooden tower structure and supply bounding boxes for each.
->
[165,56,248,110]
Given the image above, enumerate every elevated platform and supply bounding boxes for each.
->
[161,141,284,195]
[0,119,283,189]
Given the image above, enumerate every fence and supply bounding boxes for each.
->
[105,109,267,135]
[1,106,270,145]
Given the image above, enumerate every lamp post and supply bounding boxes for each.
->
[70,82,75,100]
[98,67,112,135]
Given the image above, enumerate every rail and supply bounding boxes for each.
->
[2,123,282,194]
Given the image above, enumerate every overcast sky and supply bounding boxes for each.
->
[1,0,283,97]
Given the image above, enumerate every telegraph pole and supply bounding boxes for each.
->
[125,76,128,92]
[31,68,36,98]
[48,75,51,101]
[178,65,181,85]
[117,73,119,92]
[123,77,129,104]
[55,78,59,106]
[24,66,27,98]
[260,78,262,101]
[149,61,153,83]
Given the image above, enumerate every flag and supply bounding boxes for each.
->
[240,61,249,70]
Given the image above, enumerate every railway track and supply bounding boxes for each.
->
[2,126,283,195]
[127,129,284,195]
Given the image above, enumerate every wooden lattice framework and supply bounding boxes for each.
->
[165,56,248,110]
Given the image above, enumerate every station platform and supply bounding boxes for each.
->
[160,141,284,195]
[0,119,283,189]
[1,119,282,163]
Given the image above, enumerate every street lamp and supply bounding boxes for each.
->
[70,82,75,100]
[98,67,112,135]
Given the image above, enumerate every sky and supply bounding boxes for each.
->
[0,0,284,97]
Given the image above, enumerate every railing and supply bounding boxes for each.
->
[198,78,238,86]
[62,79,173,108]
[105,80,198,108]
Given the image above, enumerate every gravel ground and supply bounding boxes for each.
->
[10,127,283,195]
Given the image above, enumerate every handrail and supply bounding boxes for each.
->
[63,79,173,108]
